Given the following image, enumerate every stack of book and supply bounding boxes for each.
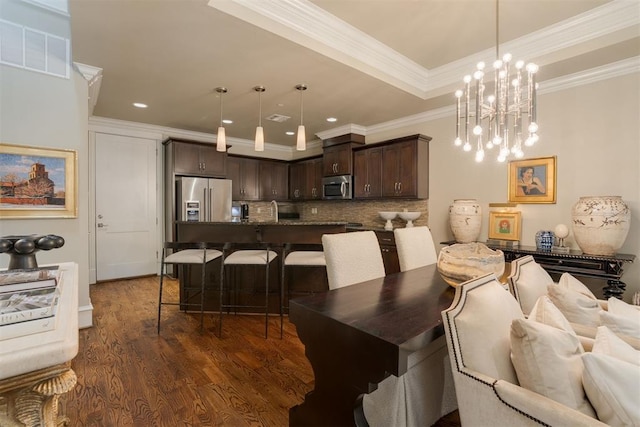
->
[0,266,63,340]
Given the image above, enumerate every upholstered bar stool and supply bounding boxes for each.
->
[280,243,327,337]
[158,241,223,334]
[219,243,278,338]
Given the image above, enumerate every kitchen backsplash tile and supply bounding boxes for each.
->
[243,199,429,229]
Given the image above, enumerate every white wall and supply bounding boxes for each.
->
[0,3,92,327]
[365,71,640,301]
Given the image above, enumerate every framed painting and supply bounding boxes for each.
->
[0,143,77,219]
[488,211,522,241]
[508,156,556,203]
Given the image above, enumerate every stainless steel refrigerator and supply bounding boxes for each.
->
[176,177,232,222]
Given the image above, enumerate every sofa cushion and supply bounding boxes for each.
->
[529,295,576,335]
[558,273,597,300]
[512,260,554,315]
[593,326,640,365]
[547,284,601,327]
[582,353,640,426]
[510,318,596,417]
[600,310,640,340]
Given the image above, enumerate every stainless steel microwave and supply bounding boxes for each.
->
[322,175,353,200]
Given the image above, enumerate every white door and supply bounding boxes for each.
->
[95,133,157,281]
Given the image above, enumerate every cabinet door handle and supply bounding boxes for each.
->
[202,162,205,170]
[397,182,402,194]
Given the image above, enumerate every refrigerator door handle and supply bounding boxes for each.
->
[203,187,208,222]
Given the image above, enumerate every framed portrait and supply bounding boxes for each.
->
[508,156,556,203]
[0,143,78,219]
[488,211,522,241]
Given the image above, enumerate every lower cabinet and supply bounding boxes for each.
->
[375,230,400,274]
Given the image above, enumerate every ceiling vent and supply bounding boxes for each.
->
[265,114,291,123]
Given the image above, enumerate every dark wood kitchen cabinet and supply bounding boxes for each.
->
[353,146,383,199]
[290,157,323,200]
[227,156,260,200]
[304,157,323,200]
[289,161,306,200]
[322,144,354,176]
[170,140,227,177]
[381,134,430,199]
[259,160,288,201]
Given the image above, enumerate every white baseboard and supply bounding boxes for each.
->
[78,303,94,329]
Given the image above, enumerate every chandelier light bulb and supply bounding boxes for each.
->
[497,154,507,162]
[476,62,486,70]
[463,75,472,84]
[475,150,485,162]
[515,60,525,69]
[463,142,472,152]
[528,122,538,133]
[503,53,512,62]
[493,135,502,146]
[454,137,462,146]
[493,59,502,69]
[455,90,463,98]
[474,70,484,80]
[527,63,539,73]
[486,140,494,149]
[473,125,483,136]
[487,95,495,104]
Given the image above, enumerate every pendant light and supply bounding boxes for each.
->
[254,86,265,151]
[295,84,307,151]
[215,87,227,152]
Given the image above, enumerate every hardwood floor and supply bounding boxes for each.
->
[61,276,460,426]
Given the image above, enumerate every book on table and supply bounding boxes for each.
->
[0,267,63,328]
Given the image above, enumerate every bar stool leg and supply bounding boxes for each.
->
[199,254,206,333]
[264,253,270,339]
[158,255,165,334]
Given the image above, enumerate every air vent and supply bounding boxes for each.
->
[265,114,291,123]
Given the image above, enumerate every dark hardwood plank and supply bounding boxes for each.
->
[61,276,459,426]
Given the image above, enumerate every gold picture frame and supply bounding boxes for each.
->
[488,211,522,241]
[508,156,556,203]
[0,143,77,219]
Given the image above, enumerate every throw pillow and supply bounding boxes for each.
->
[510,318,596,417]
[558,273,597,300]
[528,295,576,335]
[511,259,554,315]
[593,326,640,366]
[600,310,640,340]
[582,353,640,426]
[547,284,601,327]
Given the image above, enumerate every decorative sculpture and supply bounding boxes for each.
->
[0,235,65,270]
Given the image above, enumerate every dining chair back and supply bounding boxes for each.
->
[394,226,438,272]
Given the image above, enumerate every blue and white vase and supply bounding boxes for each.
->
[535,230,554,251]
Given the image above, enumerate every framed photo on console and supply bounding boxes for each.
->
[508,156,556,204]
[488,211,522,241]
[0,143,77,219]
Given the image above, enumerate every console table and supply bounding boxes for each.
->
[484,243,635,299]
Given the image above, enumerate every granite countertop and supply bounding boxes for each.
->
[176,220,353,226]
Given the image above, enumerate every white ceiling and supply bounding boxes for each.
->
[69,0,640,148]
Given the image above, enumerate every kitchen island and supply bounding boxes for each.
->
[174,221,349,314]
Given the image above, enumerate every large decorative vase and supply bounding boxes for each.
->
[571,196,630,256]
[449,199,482,243]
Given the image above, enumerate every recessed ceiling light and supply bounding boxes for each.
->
[286,131,295,136]
[326,117,337,122]
[222,119,233,124]
[133,102,148,108]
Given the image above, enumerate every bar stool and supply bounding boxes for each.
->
[219,243,278,338]
[280,243,327,337]
[158,241,223,334]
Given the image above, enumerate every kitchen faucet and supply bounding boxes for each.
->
[270,200,278,222]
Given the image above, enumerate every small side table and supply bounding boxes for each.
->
[484,243,635,299]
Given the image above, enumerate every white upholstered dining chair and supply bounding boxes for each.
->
[393,226,438,271]
[321,230,385,290]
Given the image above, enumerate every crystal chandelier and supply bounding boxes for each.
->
[454,1,539,162]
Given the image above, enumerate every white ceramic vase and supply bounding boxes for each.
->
[449,199,482,243]
[571,196,630,256]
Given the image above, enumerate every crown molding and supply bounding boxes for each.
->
[74,63,103,115]
[316,124,367,140]
[210,0,639,100]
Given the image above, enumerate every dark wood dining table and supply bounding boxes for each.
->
[288,263,456,427]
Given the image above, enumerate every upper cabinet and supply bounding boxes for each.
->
[381,135,430,199]
[353,134,430,200]
[227,156,260,201]
[168,139,227,177]
[322,133,365,176]
[259,160,288,201]
[290,157,323,200]
[353,147,383,199]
